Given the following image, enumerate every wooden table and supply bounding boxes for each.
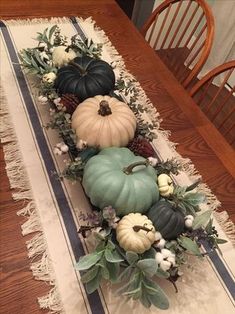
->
[0,1,234,313]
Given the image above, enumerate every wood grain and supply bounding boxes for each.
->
[0,1,234,313]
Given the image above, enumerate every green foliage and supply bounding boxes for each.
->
[75,237,124,293]
[168,184,206,216]
[70,36,103,59]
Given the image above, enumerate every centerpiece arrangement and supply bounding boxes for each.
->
[19,25,226,310]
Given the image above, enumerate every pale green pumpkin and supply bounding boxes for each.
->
[82,147,159,216]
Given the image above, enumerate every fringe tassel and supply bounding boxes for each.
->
[38,287,63,314]
[214,211,235,245]
[0,84,63,313]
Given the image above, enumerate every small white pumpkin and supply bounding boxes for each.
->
[72,95,137,148]
[52,46,77,67]
[116,213,156,254]
[157,174,174,197]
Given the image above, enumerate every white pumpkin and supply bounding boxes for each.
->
[52,46,77,67]
[157,174,174,197]
[71,95,136,148]
[116,213,156,254]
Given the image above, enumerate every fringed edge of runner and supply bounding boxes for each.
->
[77,17,235,245]
[0,85,63,314]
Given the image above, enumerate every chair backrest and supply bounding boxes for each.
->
[190,60,235,146]
[141,0,214,88]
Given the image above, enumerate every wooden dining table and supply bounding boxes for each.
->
[0,0,234,313]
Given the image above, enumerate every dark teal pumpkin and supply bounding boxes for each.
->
[147,200,185,240]
[55,56,115,101]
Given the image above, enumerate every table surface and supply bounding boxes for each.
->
[0,1,234,313]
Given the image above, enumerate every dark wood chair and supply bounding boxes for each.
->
[190,60,235,146]
[141,0,214,88]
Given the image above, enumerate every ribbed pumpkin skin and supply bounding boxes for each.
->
[71,95,136,148]
[82,147,159,216]
[147,200,185,240]
[55,56,115,101]
[116,213,156,253]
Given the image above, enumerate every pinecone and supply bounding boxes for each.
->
[128,137,155,158]
[60,94,80,114]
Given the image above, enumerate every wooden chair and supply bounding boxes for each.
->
[141,0,214,88]
[190,60,235,146]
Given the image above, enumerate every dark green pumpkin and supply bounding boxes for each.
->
[55,56,115,101]
[147,200,185,240]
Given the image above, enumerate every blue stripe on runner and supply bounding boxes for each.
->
[0,20,105,314]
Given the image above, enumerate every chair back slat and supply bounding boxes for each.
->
[160,1,183,49]
[190,61,235,146]
[153,4,172,50]
[141,0,214,88]
[204,68,233,114]
[168,1,192,48]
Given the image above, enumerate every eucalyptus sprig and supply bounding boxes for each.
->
[69,36,103,59]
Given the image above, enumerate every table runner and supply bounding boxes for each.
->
[0,17,235,314]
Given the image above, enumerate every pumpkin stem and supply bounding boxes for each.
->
[133,225,153,233]
[69,60,87,75]
[123,160,149,175]
[98,100,112,116]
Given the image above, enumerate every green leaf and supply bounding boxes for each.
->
[101,264,109,280]
[142,247,156,259]
[80,266,99,283]
[75,251,103,271]
[106,261,119,282]
[126,251,139,265]
[86,270,102,294]
[123,287,142,296]
[104,249,124,263]
[49,25,58,41]
[184,192,206,206]
[216,238,227,244]
[137,259,158,277]
[205,218,213,233]
[117,266,133,282]
[156,268,170,278]
[139,289,151,308]
[192,210,212,230]
[178,236,202,256]
[143,279,170,310]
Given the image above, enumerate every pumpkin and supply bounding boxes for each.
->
[71,95,136,148]
[157,174,174,197]
[55,56,115,101]
[82,147,159,216]
[147,200,185,240]
[116,213,156,253]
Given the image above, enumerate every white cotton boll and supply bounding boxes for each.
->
[148,157,158,167]
[185,219,193,228]
[56,142,64,148]
[156,238,166,249]
[161,248,173,259]
[76,139,87,150]
[42,72,57,84]
[38,95,48,103]
[185,215,194,221]
[53,147,62,155]
[155,252,164,264]
[160,260,171,271]
[154,231,162,241]
[60,144,69,153]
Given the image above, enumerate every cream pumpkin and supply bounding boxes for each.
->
[71,95,136,148]
[116,213,156,254]
[157,174,174,197]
